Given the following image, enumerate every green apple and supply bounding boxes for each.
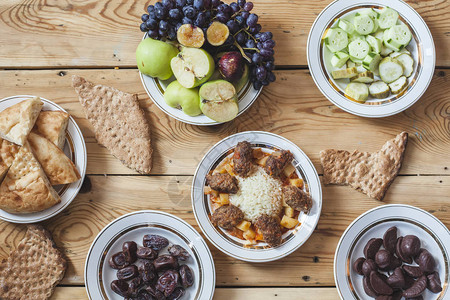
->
[136,38,179,80]
[199,80,239,122]
[164,80,202,116]
[170,47,215,88]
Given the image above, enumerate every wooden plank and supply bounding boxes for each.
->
[0,0,448,68]
[0,69,448,175]
[51,286,340,299]
[1,175,448,286]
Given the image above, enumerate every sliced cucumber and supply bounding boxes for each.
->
[389,76,408,94]
[356,65,366,73]
[347,60,356,68]
[352,71,374,83]
[345,82,369,102]
[324,28,349,52]
[363,52,382,71]
[396,53,414,77]
[389,48,411,58]
[332,67,358,79]
[349,56,364,64]
[357,8,380,19]
[331,51,350,68]
[354,15,375,35]
[386,24,412,46]
[380,44,394,57]
[348,34,366,43]
[366,35,382,53]
[338,19,355,34]
[378,7,399,29]
[383,29,403,52]
[369,81,390,98]
[348,39,370,59]
[374,30,385,41]
[379,57,403,83]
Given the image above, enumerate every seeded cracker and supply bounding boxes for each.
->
[319,132,408,201]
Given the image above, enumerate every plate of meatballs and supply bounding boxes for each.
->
[191,131,322,262]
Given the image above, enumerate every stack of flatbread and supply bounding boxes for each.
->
[0,97,81,214]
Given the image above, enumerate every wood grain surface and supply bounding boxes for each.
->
[0,69,448,175]
[0,175,448,286]
[0,0,448,68]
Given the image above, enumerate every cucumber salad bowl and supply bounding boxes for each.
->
[307,0,435,118]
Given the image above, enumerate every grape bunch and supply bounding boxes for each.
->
[139,0,276,89]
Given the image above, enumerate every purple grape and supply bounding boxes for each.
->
[183,6,196,19]
[167,27,177,40]
[195,12,206,27]
[243,2,253,11]
[148,29,159,39]
[230,2,240,13]
[211,0,221,7]
[159,20,169,32]
[246,13,258,27]
[141,14,149,22]
[218,4,232,14]
[224,35,235,45]
[256,66,267,81]
[145,19,158,30]
[235,15,245,26]
[155,2,163,10]
[140,23,148,32]
[265,61,274,70]
[252,52,262,64]
[254,32,262,39]
[248,25,260,34]
[216,12,229,23]
[158,29,166,36]
[162,0,174,9]
[169,8,181,19]
[237,0,246,7]
[259,31,273,42]
[245,39,256,48]
[261,80,269,86]
[235,32,246,45]
[176,0,187,7]
[193,0,204,10]
[226,20,239,34]
[176,22,183,30]
[260,48,274,58]
[267,71,276,82]
[156,7,167,19]
[187,0,194,4]
[147,5,155,14]
[263,39,276,49]
[182,17,193,24]
[253,80,262,90]
[241,11,249,19]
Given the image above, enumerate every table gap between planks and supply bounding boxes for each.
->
[0,0,449,299]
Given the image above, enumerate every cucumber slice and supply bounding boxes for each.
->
[331,51,350,68]
[354,15,375,35]
[349,56,364,64]
[396,53,414,77]
[348,39,370,59]
[389,76,408,94]
[345,82,369,102]
[357,8,380,19]
[383,29,403,52]
[338,19,355,34]
[379,57,403,83]
[348,34,366,43]
[352,71,374,83]
[374,30,385,41]
[369,81,390,98]
[389,48,411,58]
[378,7,399,29]
[363,52,382,71]
[386,24,412,46]
[324,28,349,52]
[366,35,382,53]
[347,60,356,68]
[356,65,366,73]
[332,67,358,79]
[380,44,394,57]
[371,19,379,33]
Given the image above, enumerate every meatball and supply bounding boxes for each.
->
[264,150,294,177]
[282,185,312,213]
[211,205,244,230]
[233,141,253,177]
[206,173,239,194]
[255,214,282,247]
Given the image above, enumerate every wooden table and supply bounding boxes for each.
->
[0,0,448,299]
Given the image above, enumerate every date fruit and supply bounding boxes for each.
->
[353,257,365,275]
[109,252,129,269]
[179,265,194,287]
[143,234,169,251]
[154,255,179,272]
[128,277,142,296]
[136,290,153,300]
[111,279,129,297]
[136,246,158,260]
[139,261,157,283]
[117,265,139,281]
[146,285,166,300]
[123,241,138,263]
[156,269,180,297]
[168,287,186,300]
[168,244,190,261]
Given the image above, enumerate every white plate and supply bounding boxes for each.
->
[191,131,322,262]
[0,95,87,224]
[334,204,449,299]
[139,34,263,126]
[85,210,215,300]
[307,0,435,117]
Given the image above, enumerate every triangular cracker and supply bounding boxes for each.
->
[0,225,66,300]
[0,138,21,183]
[72,75,152,174]
[0,141,60,213]
[0,97,43,145]
[33,110,69,149]
[320,132,408,201]
[28,132,80,185]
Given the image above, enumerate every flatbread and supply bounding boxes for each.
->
[28,132,80,185]
[0,141,60,214]
[0,97,43,146]
[33,110,69,149]
[0,138,21,183]
[0,225,66,300]
[72,75,152,174]
[320,132,408,201]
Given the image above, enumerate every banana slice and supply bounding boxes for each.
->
[177,24,205,48]
[206,22,230,46]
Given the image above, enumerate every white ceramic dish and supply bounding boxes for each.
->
[0,95,87,224]
[307,0,435,117]
[139,34,262,126]
[191,131,322,262]
[85,210,215,300]
[334,204,449,299]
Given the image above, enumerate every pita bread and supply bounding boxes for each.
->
[320,132,408,201]
[0,225,66,300]
[28,132,80,185]
[0,138,21,183]
[0,141,60,214]
[0,97,43,146]
[33,110,69,149]
[72,75,152,174]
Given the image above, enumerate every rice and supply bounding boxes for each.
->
[229,166,283,222]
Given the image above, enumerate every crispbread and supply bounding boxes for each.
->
[28,132,80,185]
[320,132,408,201]
[72,75,152,174]
[33,110,69,149]
[0,225,66,300]
[0,141,60,213]
[0,97,43,146]
[0,139,20,183]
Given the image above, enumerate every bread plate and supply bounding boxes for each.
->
[0,95,87,223]
[85,210,215,300]
[334,204,449,299]
[192,131,322,262]
[307,0,435,117]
